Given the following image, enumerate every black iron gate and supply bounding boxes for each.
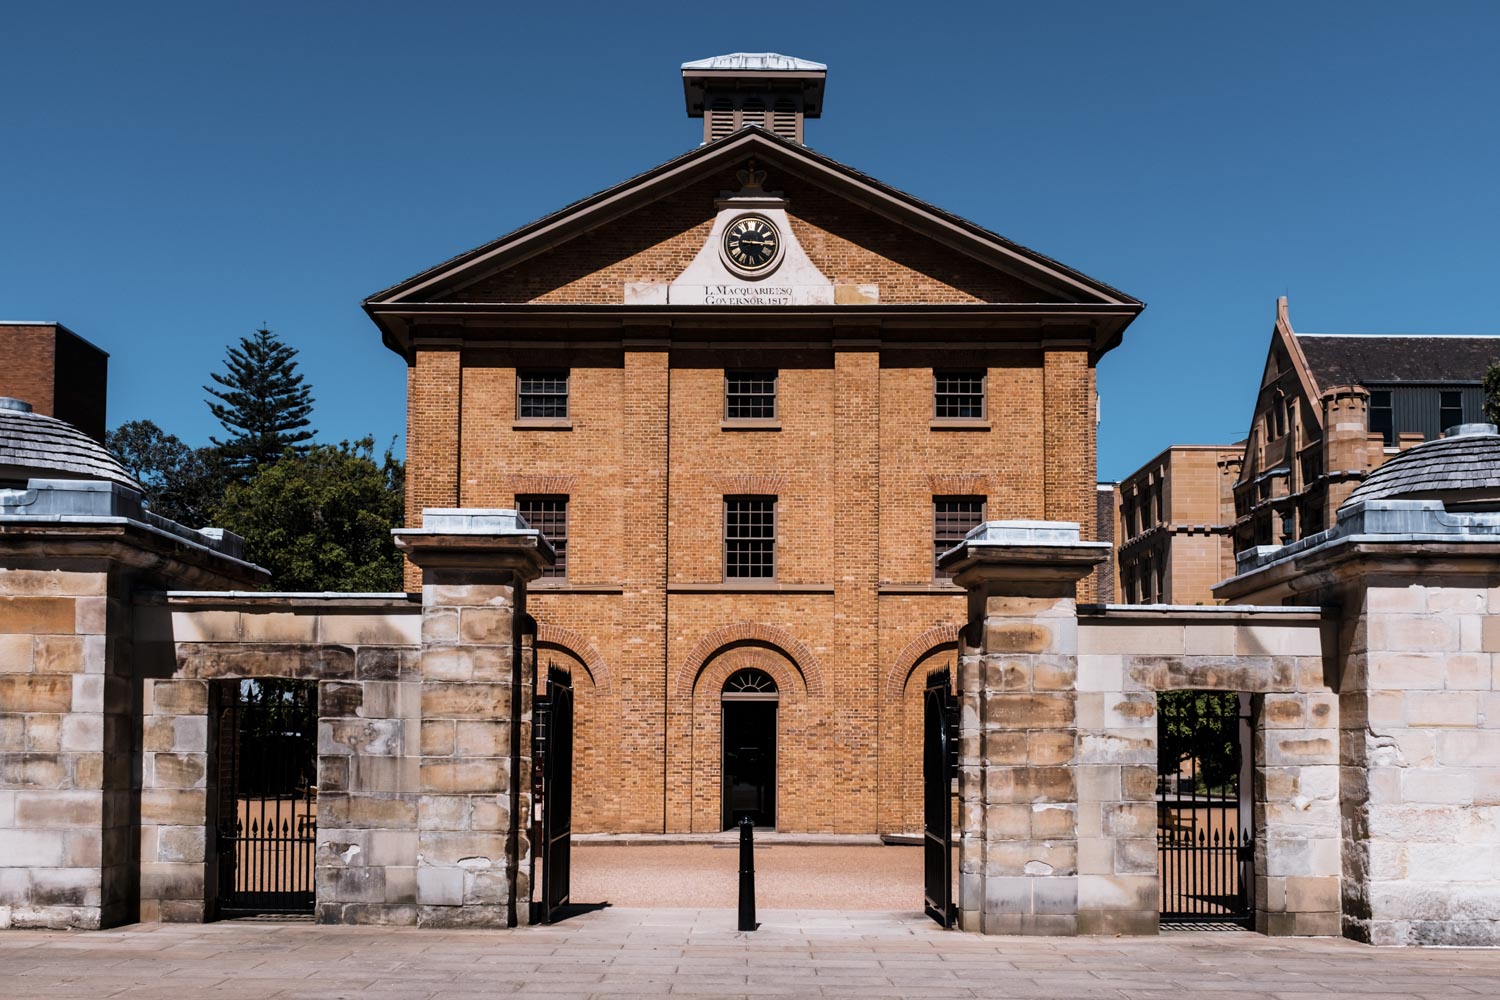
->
[213,679,317,917]
[1157,691,1254,926]
[923,668,957,927]
[536,665,574,923]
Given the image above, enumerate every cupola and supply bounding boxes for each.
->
[681,52,827,145]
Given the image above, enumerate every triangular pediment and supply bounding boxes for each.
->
[365,129,1140,310]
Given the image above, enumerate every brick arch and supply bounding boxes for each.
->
[693,647,803,702]
[536,623,611,694]
[884,624,961,699]
[675,622,825,698]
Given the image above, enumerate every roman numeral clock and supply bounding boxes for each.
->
[720,213,785,277]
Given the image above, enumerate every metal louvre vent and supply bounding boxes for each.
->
[740,99,766,129]
[709,98,735,140]
[772,99,797,140]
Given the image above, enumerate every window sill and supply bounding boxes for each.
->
[720,419,782,431]
[668,582,836,594]
[930,419,990,431]
[513,418,573,430]
[878,583,965,594]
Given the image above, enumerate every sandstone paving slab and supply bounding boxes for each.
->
[3,909,1500,999]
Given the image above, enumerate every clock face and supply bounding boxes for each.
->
[721,214,782,275]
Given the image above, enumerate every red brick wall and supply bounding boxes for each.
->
[0,324,109,440]
[1,325,58,419]
[397,171,1108,833]
[444,167,1061,306]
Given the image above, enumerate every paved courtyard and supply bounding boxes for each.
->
[571,843,925,908]
[3,907,1500,1000]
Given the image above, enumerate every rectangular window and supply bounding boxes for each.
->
[1440,390,1464,433]
[724,496,776,579]
[1369,390,1393,445]
[517,370,569,419]
[933,496,986,579]
[933,370,986,420]
[517,495,568,579]
[725,370,778,420]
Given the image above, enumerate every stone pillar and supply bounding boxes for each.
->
[0,479,263,930]
[940,520,1109,935]
[393,509,552,928]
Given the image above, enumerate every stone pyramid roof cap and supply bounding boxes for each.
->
[0,397,141,490]
[1344,423,1500,507]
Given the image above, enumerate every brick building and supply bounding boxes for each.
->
[1115,296,1500,604]
[363,53,1144,835]
[0,322,109,442]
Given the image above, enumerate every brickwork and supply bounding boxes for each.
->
[444,166,1062,306]
[0,324,109,441]
[0,325,59,421]
[403,349,462,591]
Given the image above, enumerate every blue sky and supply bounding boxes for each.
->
[4,2,1497,479]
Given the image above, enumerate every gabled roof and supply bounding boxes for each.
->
[1298,334,1500,387]
[364,127,1142,310]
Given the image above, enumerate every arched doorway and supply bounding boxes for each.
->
[721,667,778,830]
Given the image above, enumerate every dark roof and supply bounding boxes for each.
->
[365,126,1141,307]
[1298,334,1500,388]
[1344,427,1500,506]
[0,398,140,489]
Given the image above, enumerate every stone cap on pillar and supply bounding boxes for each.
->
[938,519,1110,587]
[393,508,556,579]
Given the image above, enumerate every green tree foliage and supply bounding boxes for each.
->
[205,328,316,472]
[106,419,229,528]
[1484,361,1500,425]
[1156,689,1242,793]
[214,438,404,591]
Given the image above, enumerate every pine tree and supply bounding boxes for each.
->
[205,328,316,471]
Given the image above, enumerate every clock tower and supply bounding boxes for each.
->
[681,52,827,144]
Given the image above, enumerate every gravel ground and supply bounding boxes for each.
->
[571,843,929,909]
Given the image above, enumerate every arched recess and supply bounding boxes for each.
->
[892,643,960,835]
[884,624,960,699]
[536,623,611,695]
[675,622,825,699]
[688,644,813,832]
[532,636,609,833]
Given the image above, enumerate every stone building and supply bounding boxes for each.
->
[1112,444,1242,604]
[363,52,1144,837]
[1115,296,1500,604]
[4,54,1500,946]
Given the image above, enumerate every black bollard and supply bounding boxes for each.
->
[737,816,756,931]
